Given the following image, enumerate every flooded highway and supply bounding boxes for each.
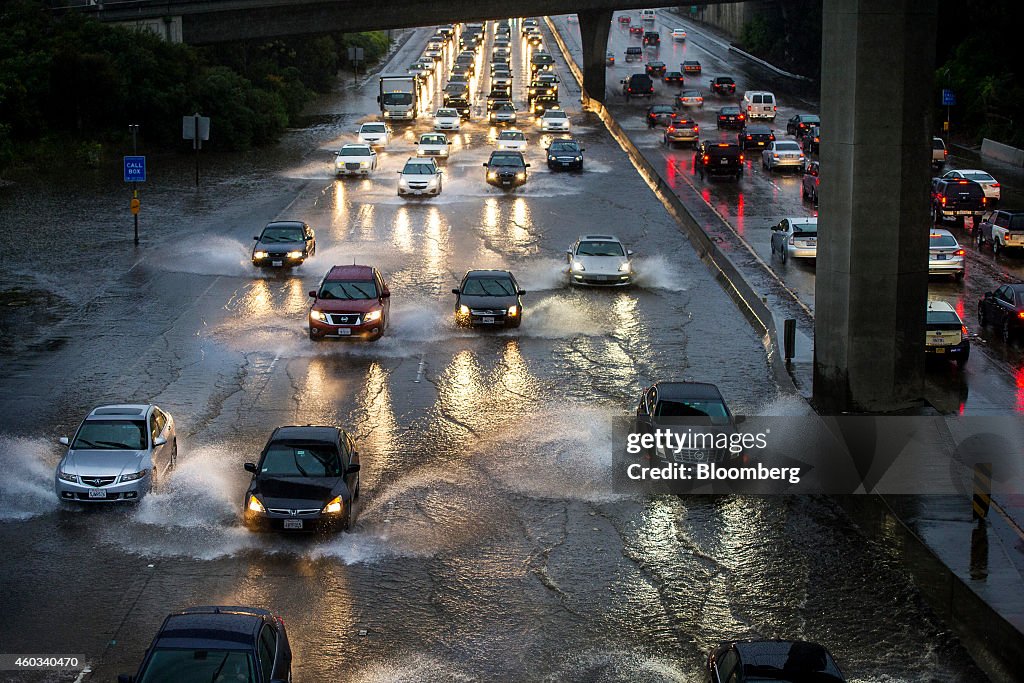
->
[0,19,987,682]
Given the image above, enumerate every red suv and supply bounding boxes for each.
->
[308,265,391,341]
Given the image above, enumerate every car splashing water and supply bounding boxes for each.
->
[0,435,60,520]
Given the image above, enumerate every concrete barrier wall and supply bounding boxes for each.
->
[981,138,1024,168]
[679,1,773,41]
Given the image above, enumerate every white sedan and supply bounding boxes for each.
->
[539,109,571,132]
[397,157,443,197]
[357,122,391,147]
[334,143,377,176]
[675,90,704,108]
[762,140,805,172]
[937,169,1001,202]
[433,108,461,131]
[496,129,527,151]
[417,133,450,158]
[770,217,818,262]
[671,28,687,41]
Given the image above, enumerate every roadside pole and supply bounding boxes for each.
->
[123,124,145,246]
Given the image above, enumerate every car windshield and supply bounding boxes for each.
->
[138,649,257,683]
[500,132,525,140]
[72,420,148,450]
[382,92,413,106]
[490,154,524,167]
[436,110,457,117]
[776,142,801,151]
[260,226,304,242]
[497,104,515,112]
[545,111,567,119]
[929,234,958,247]
[578,241,625,256]
[403,162,436,175]
[655,399,729,419]
[928,310,961,325]
[549,140,577,151]
[361,124,385,133]
[260,443,343,477]
[962,172,994,182]
[318,280,378,300]
[462,277,516,296]
[339,147,369,156]
[420,135,446,145]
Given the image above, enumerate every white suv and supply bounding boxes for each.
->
[397,157,443,197]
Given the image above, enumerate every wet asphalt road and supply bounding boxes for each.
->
[0,20,987,683]
[559,8,1024,415]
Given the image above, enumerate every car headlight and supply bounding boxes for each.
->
[310,309,327,322]
[58,470,78,483]
[120,470,147,483]
[516,172,526,180]
[508,305,518,316]
[459,305,470,315]
[575,156,583,162]
[487,171,497,180]
[548,155,555,162]
[364,309,382,322]
[287,250,303,259]
[254,251,268,259]
[360,161,368,168]
[619,261,632,273]
[322,495,344,514]
[248,495,265,513]
[572,260,585,272]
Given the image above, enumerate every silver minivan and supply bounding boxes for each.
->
[742,90,777,121]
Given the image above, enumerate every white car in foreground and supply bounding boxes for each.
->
[936,169,1001,203]
[539,109,571,132]
[334,144,377,176]
[433,108,461,131]
[496,129,527,151]
[417,133,450,158]
[566,234,634,286]
[397,157,443,197]
[357,122,391,147]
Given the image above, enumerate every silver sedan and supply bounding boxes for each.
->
[762,140,805,171]
[55,404,176,503]
[770,217,818,262]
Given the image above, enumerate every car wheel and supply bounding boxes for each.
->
[309,329,321,341]
[976,232,984,249]
[1003,319,1013,344]
[342,497,354,531]
[955,270,964,282]
[993,239,1001,256]
[781,246,787,263]
[978,304,986,328]
[931,206,940,224]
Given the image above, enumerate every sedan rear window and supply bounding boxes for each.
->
[73,420,148,450]
[775,142,801,151]
[927,311,962,325]
[261,444,342,477]
[1010,215,1024,230]
[929,234,958,247]
[962,172,993,182]
[790,222,817,234]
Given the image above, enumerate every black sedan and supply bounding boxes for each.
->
[787,113,820,138]
[738,124,776,149]
[645,60,667,77]
[453,269,526,328]
[646,104,678,127]
[663,70,685,85]
[483,151,530,188]
[716,105,746,130]
[119,606,292,683]
[252,221,316,268]
[243,425,361,533]
[635,381,738,464]
[978,283,1024,343]
[546,138,585,171]
[709,76,736,95]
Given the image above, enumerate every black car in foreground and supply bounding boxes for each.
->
[635,381,737,465]
[243,426,361,533]
[546,138,585,171]
[483,151,530,188]
[453,269,526,328]
[706,640,846,683]
[252,221,316,268]
[119,606,293,683]
[694,141,744,180]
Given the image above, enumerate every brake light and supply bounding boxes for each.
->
[719,115,725,120]
[746,135,752,139]
[718,143,729,147]
[703,155,709,163]
[739,154,744,162]
[961,325,968,335]
[774,105,777,111]
[815,177,819,186]
[739,114,745,119]
[955,249,965,256]
[957,180,969,184]
[940,196,946,206]
[770,134,776,140]
[992,183,1000,188]
[667,126,675,132]
[944,149,949,157]
[1018,311,1024,320]
[747,105,752,111]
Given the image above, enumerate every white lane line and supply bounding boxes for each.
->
[414,354,426,383]
[73,668,92,683]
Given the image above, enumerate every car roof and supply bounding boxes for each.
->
[88,404,152,420]
[270,425,342,443]
[326,265,374,280]
[465,269,514,278]
[926,300,957,314]
[783,217,819,225]
[652,381,724,400]
[404,156,437,164]
[727,640,843,676]
[579,234,622,242]
[930,228,955,238]
[341,143,371,150]
[155,608,270,651]
[265,221,305,229]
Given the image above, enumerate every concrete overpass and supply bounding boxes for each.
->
[75,0,940,413]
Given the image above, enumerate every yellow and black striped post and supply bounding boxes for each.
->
[972,462,992,521]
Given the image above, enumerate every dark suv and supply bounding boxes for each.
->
[642,31,660,46]
[243,425,361,533]
[119,606,293,683]
[635,381,737,465]
[694,141,744,180]
[930,178,988,226]
[622,73,655,100]
[706,640,846,683]
[252,221,316,268]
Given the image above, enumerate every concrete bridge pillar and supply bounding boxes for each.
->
[577,9,612,104]
[813,0,938,413]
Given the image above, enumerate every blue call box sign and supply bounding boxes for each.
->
[942,89,956,106]
[123,155,146,182]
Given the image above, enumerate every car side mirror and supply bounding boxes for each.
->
[253,236,260,240]
[381,291,391,299]
[244,462,258,474]
[525,163,531,167]
[347,463,361,474]
[984,292,994,299]
[153,436,167,447]
[482,162,488,167]
[309,290,317,298]
[334,151,342,156]
[452,288,461,295]
[627,250,635,256]
[59,436,70,445]
[518,289,527,295]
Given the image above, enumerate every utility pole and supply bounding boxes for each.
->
[129,124,140,245]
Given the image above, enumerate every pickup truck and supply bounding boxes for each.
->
[976,210,1024,255]
[931,137,948,170]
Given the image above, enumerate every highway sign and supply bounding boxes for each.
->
[942,89,956,106]
[123,156,146,183]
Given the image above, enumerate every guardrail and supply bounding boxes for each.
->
[981,138,1024,168]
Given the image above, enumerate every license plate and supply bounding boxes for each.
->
[483,316,495,324]
[935,347,946,353]
[757,142,765,146]
[283,519,303,530]
[338,328,352,336]
[502,181,511,185]
[807,238,817,244]
[88,489,107,499]
[956,210,972,215]
[271,260,283,267]
[930,337,945,345]
[560,161,571,166]
[720,159,728,165]
[935,254,947,260]
[1008,236,1023,243]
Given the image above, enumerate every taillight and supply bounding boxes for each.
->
[774,105,778,111]
[719,116,725,120]
[789,236,796,245]
[739,114,745,119]
[747,105,752,111]
[955,249,965,256]
[961,325,969,335]
[746,135,752,139]
[992,183,1000,188]
[667,126,675,132]
[1018,311,1024,320]
[693,125,698,131]
[982,197,987,205]
[739,154,744,162]
[944,149,949,157]
[702,155,709,163]
[815,177,819,186]
[940,196,947,206]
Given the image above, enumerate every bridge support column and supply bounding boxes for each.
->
[577,9,612,104]
[813,0,938,413]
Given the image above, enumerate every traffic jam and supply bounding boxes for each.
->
[0,12,995,683]
[575,8,1024,402]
